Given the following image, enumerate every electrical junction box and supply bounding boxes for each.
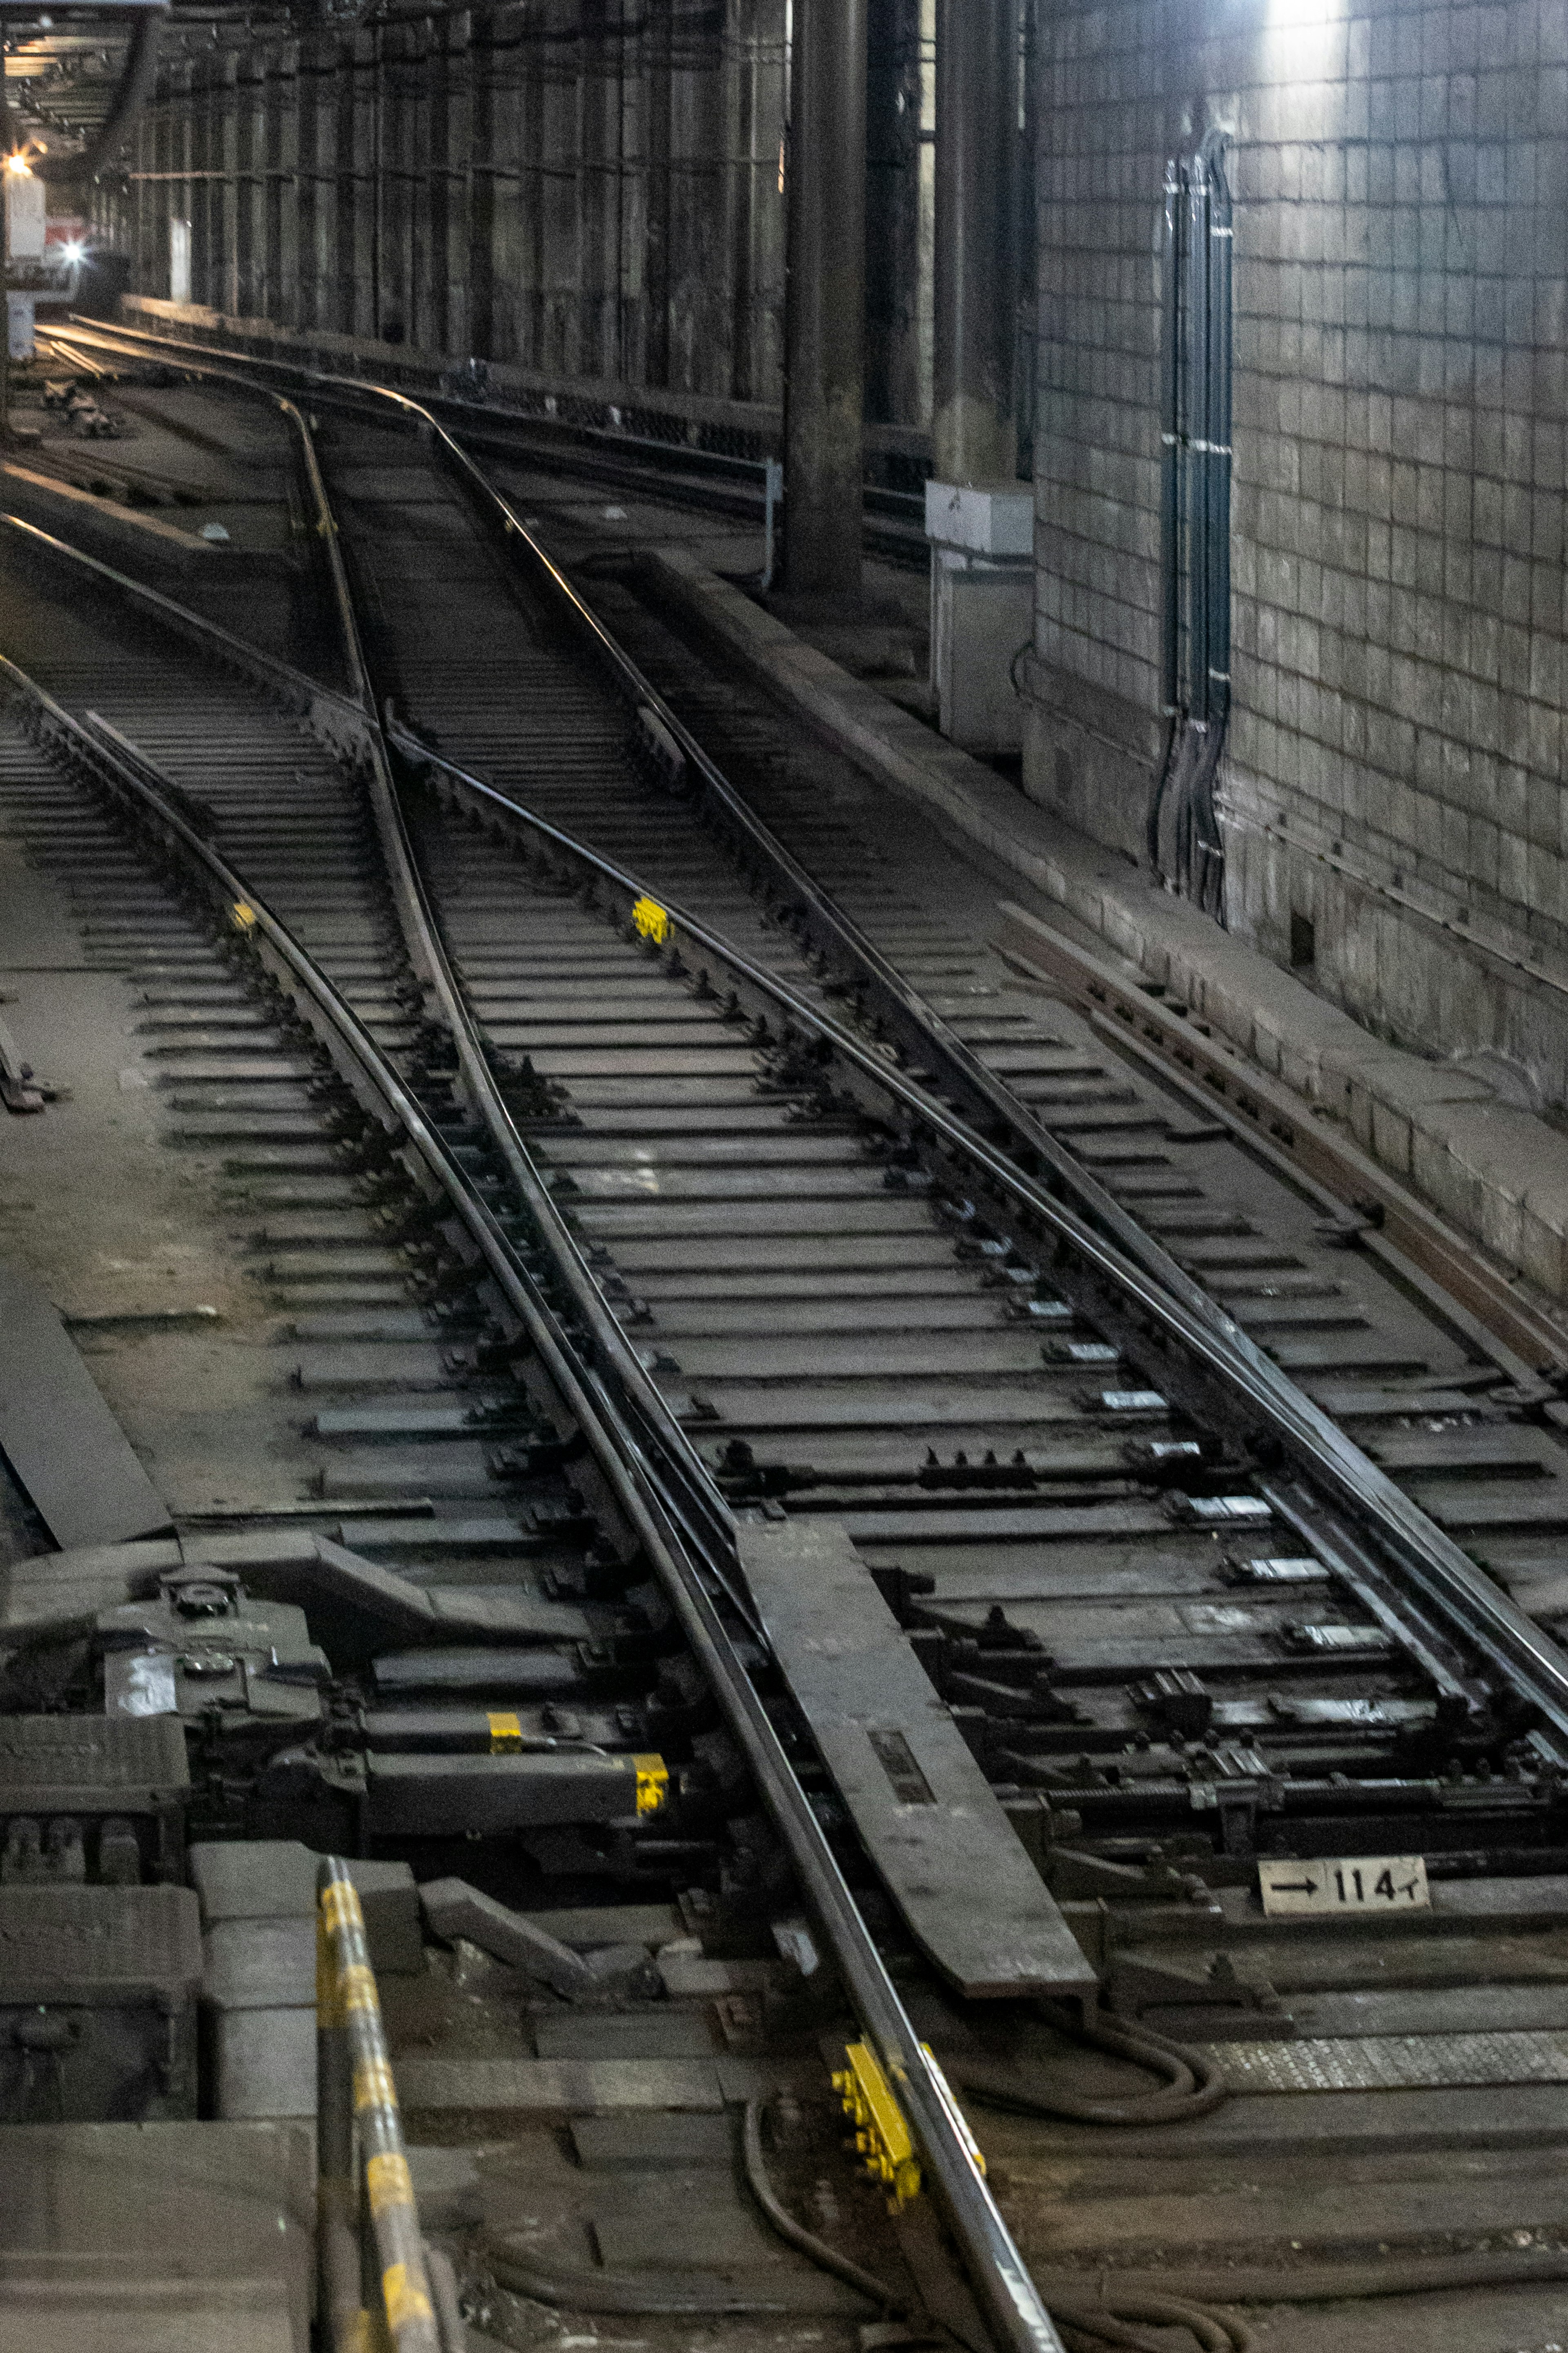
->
[0,1713,189,1885]
[0,1883,202,2122]
[924,478,1036,755]
[98,1567,329,1754]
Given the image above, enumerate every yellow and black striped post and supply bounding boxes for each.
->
[317,1857,441,2353]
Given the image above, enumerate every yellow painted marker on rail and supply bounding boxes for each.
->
[632,895,670,946]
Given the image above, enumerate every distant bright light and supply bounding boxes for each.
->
[4,152,32,178]
[61,241,85,265]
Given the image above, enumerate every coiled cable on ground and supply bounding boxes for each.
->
[1047,2289,1252,2352]
[949,2008,1228,2126]
[476,2105,899,2325]
[741,2096,1246,2353]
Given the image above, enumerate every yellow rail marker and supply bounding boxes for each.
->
[632,895,670,946]
[316,1920,342,2026]
[921,2043,986,2176]
[366,2151,415,2217]
[340,1962,381,2018]
[381,2262,434,2332]
[487,1709,524,1752]
[230,900,257,932]
[633,1753,669,1814]
[832,2041,921,2205]
[353,2055,400,2112]
[321,1878,365,1938]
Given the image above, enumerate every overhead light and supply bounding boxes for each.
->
[5,152,33,177]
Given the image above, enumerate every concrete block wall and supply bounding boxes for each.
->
[107,0,935,438]
[1022,0,1568,1106]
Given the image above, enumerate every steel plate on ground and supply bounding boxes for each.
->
[0,1268,172,1547]
[736,1517,1096,2000]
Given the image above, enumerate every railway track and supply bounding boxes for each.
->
[6,326,1568,2351]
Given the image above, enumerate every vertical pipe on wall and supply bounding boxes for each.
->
[781,0,868,599]
[1149,133,1231,919]
[931,0,1016,482]
[1192,128,1232,919]
[1147,154,1182,873]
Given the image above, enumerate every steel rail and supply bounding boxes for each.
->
[69,319,1564,1757]
[12,367,1568,1744]
[281,359,1568,1758]
[0,650,1065,2353]
[41,317,929,555]
[280,387,775,1639]
[27,310,1568,2324]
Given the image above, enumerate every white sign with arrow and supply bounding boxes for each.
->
[1259,1854,1430,1917]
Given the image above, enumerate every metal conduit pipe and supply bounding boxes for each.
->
[1192,130,1232,920]
[1147,155,1183,871]
[1175,147,1210,906]
[1149,132,1231,919]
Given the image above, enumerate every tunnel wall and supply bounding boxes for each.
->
[1022,0,1568,1102]
[107,0,933,434]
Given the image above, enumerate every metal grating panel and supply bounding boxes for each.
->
[0,1886,202,2004]
[0,1714,189,1794]
[1199,2030,1568,2093]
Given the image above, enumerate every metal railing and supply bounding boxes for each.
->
[316,1857,454,2353]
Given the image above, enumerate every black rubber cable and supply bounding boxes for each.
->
[742,2096,902,2310]
[949,2011,1228,2127]
[479,2244,840,2316]
[423,2241,468,2353]
[1036,2248,1568,2304]
[1098,2291,1252,2351]
[741,2099,1249,2353]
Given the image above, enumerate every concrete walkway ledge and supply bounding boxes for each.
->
[646,546,1568,1312]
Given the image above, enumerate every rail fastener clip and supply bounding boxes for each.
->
[632,894,671,946]
[833,2040,923,2207]
[633,1752,670,1814]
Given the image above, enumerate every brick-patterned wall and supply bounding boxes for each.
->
[1024,0,1568,1101]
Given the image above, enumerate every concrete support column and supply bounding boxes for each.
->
[782,0,867,600]
[933,0,1017,484]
